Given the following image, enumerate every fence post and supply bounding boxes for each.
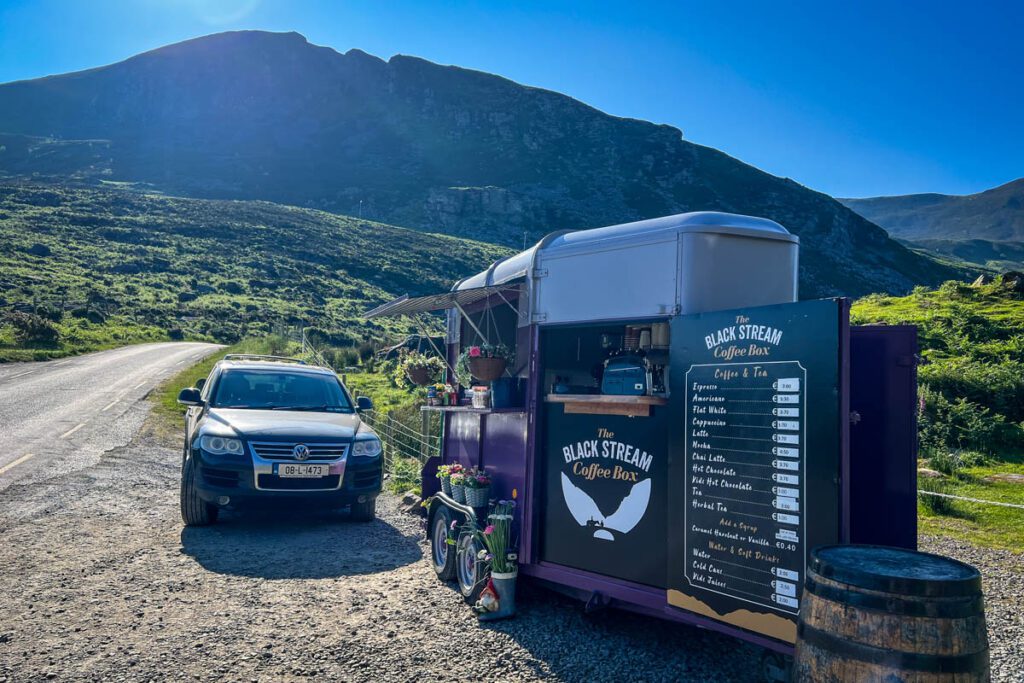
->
[420,408,429,462]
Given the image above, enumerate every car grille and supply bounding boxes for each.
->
[250,442,349,461]
[257,474,342,491]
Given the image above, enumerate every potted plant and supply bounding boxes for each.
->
[463,468,491,508]
[457,344,512,383]
[449,470,467,504]
[401,352,445,386]
[436,464,452,496]
[474,499,518,621]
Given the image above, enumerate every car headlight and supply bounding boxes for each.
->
[199,435,244,455]
[351,437,382,458]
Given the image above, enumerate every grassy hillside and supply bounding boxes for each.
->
[852,276,1024,549]
[0,182,511,361]
[902,237,1024,272]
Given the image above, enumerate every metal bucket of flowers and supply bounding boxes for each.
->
[474,500,518,621]
[463,468,491,508]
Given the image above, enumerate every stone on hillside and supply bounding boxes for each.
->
[972,274,993,286]
[917,468,944,479]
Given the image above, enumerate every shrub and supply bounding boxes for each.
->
[386,455,422,495]
[918,476,957,516]
[8,311,60,345]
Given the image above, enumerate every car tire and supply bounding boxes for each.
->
[456,531,486,603]
[430,506,458,581]
[180,456,218,526]
[350,498,376,522]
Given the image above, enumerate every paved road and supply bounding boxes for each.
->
[0,342,221,490]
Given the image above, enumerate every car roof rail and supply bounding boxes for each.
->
[221,354,308,365]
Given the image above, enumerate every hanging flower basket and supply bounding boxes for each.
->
[468,357,507,382]
[406,366,433,386]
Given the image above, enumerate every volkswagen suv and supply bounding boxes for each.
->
[177,354,382,526]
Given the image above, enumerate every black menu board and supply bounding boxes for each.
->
[666,299,845,645]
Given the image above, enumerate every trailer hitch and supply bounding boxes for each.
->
[584,591,611,614]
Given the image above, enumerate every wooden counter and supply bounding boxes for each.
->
[544,393,668,417]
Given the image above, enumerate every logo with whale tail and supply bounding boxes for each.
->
[560,472,651,541]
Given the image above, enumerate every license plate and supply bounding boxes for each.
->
[276,463,331,478]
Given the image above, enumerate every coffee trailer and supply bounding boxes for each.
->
[365,212,918,658]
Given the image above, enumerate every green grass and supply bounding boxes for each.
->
[0,182,510,362]
[918,461,1024,550]
[853,277,1024,549]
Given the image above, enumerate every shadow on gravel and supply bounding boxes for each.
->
[180,506,421,579]
[472,581,766,682]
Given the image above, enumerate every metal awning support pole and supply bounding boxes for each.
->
[452,301,487,342]
[413,313,459,379]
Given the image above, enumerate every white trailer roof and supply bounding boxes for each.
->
[365,212,798,325]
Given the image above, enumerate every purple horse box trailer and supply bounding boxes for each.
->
[366,212,917,657]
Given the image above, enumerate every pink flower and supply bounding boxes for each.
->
[468,346,482,358]
[483,525,495,535]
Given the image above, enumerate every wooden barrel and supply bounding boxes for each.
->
[795,545,989,682]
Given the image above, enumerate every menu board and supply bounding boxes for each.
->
[666,299,844,645]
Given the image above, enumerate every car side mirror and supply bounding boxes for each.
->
[356,396,374,412]
[195,378,206,391]
[178,387,204,406]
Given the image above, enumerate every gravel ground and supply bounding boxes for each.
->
[919,536,1024,683]
[0,416,768,682]
[0,413,1020,682]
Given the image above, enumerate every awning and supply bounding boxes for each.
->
[362,281,522,320]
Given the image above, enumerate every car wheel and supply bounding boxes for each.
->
[456,531,486,603]
[430,506,457,581]
[350,498,376,522]
[180,456,218,527]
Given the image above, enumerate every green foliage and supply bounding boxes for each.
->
[7,311,59,345]
[853,279,1024,459]
[917,477,959,516]
[394,351,445,388]
[0,182,510,361]
[385,456,422,495]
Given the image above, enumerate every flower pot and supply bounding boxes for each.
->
[468,357,506,382]
[406,366,433,386]
[440,476,452,497]
[465,485,490,508]
[479,569,517,621]
[451,483,466,504]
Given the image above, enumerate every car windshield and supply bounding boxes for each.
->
[211,369,353,412]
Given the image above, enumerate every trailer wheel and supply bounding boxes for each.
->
[456,531,485,603]
[429,505,457,581]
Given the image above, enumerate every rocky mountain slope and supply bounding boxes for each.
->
[841,178,1024,242]
[0,30,958,298]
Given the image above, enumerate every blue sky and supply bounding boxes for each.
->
[0,0,1020,198]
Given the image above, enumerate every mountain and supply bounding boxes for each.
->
[841,179,1024,243]
[0,30,957,298]
[0,182,510,355]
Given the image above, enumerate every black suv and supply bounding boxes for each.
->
[177,355,382,526]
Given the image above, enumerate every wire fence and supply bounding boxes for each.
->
[361,409,441,472]
[918,490,1024,510]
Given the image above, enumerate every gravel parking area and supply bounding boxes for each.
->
[0,416,1020,681]
[0,419,768,682]
[919,536,1024,683]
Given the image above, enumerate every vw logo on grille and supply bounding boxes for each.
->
[292,444,311,461]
